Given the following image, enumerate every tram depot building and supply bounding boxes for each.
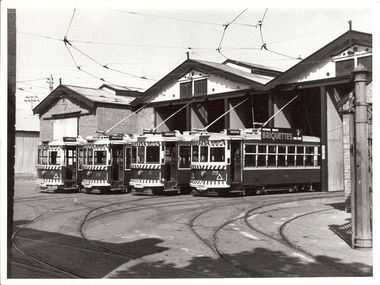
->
[33,30,372,197]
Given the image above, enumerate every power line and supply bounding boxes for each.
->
[64,38,156,81]
[267,23,346,45]
[217,8,248,57]
[110,9,258,28]
[65,9,76,37]
[17,77,47,83]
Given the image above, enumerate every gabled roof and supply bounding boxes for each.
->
[132,58,267,105]
[222,59,284,76]
[266,30,372,89]
[99,84,143,97]
[33,84,134,115]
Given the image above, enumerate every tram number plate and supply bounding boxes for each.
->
[212,171,218,175]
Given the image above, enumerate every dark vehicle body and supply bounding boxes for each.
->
[36,136,85,192]
[81,134,133,193]
[190,128,321,196]
[129,131,195,195]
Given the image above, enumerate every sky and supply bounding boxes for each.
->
[13,7,372,110]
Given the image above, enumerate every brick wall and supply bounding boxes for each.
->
[96,106,154,135]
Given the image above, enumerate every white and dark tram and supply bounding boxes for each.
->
[129,130,196,195]
[190,128,321,196]
[81,134,134,193]
[36,136,86,192]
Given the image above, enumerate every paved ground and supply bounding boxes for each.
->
[8,179,373,278]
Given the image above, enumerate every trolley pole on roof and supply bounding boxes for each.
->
[351,64,372,249]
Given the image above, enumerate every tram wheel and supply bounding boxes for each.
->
[100,188,110,194]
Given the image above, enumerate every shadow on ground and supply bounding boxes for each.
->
[10,220,372,279]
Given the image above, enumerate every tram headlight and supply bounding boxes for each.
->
[201,171,206,178]
[41,171,46,178]
[137,170,143,177]
[87,171,92,176]
[161,178,165,183]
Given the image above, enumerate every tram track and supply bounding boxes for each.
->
[11,190,344,278]
[11,196,157,278]
[187,191,343,277]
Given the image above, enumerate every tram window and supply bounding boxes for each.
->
[268,154,276,166]
[125,147,132,169]
[245,144,256,153]
[245,154,256,167]
[146,146,160,163]
[268,145,276,153]
[210,147,225,162]
[49,151,60,165]
[317,154,321,166]
[297,146,304,154]
[67,149,76,165]
[137,146,145,164]
[306,146,314,154]
[94,150,107,165]
[305,155,314,166]
[88,148,93,165]
[296,154,304,166]
[278,146,286,153]
[179,146,191,168]
[258,145,266,153]
[288,146,295,153]
[78,148,84,169]
[131,146,137,163]
[83,148,87,165]
[42,149,48,165]
[200,146,208,162]
[38,148,42,164]
[257,155,266,167]
[192,146,199,162]
[278,155,286,167]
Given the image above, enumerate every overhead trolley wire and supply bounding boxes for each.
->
[216,8,248,60]
[110,9,258,28]
[65,9,76,37]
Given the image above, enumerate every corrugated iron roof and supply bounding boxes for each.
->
[191,59,276,84]
[65,85,136,105]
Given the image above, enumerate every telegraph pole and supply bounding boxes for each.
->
[47,74,54,92]
[352,64,372,249]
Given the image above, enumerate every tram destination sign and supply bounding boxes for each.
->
[261,128,302,143]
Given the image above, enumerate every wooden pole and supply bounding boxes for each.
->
[352,64,372,249]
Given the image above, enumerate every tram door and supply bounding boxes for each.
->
[165,142,177,183]
[230,141,242,183]
[111,145,124,182]
[65,147,77,182]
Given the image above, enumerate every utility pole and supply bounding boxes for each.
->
[47,74,54,92]
[352,63,372,249]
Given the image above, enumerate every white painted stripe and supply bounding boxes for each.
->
[240,231,260,240]
[292,252,315,263]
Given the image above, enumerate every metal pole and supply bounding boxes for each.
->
[352,63,372,249]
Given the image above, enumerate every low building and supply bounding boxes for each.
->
[33,84,152,141]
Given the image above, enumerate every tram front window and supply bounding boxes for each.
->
[179,146,191,168]
[210,147,225,162]
[137,146,145,164]
[192,146,199,162]
[200,146,208,162]
[131,146,137,163]
[94,150,107,165]
[41,148,48,165]
[49,151,61,165]
[146,146,159,163]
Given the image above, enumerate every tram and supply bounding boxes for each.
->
[190,128,321,196]
[81,134,133,194]
[36,136,86,192]
[129,130,195,195]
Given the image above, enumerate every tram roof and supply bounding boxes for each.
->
[135,131,195,143]
[85,135,133,145]
[39,137,86,146]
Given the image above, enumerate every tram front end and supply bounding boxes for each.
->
[190,134,231,196]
